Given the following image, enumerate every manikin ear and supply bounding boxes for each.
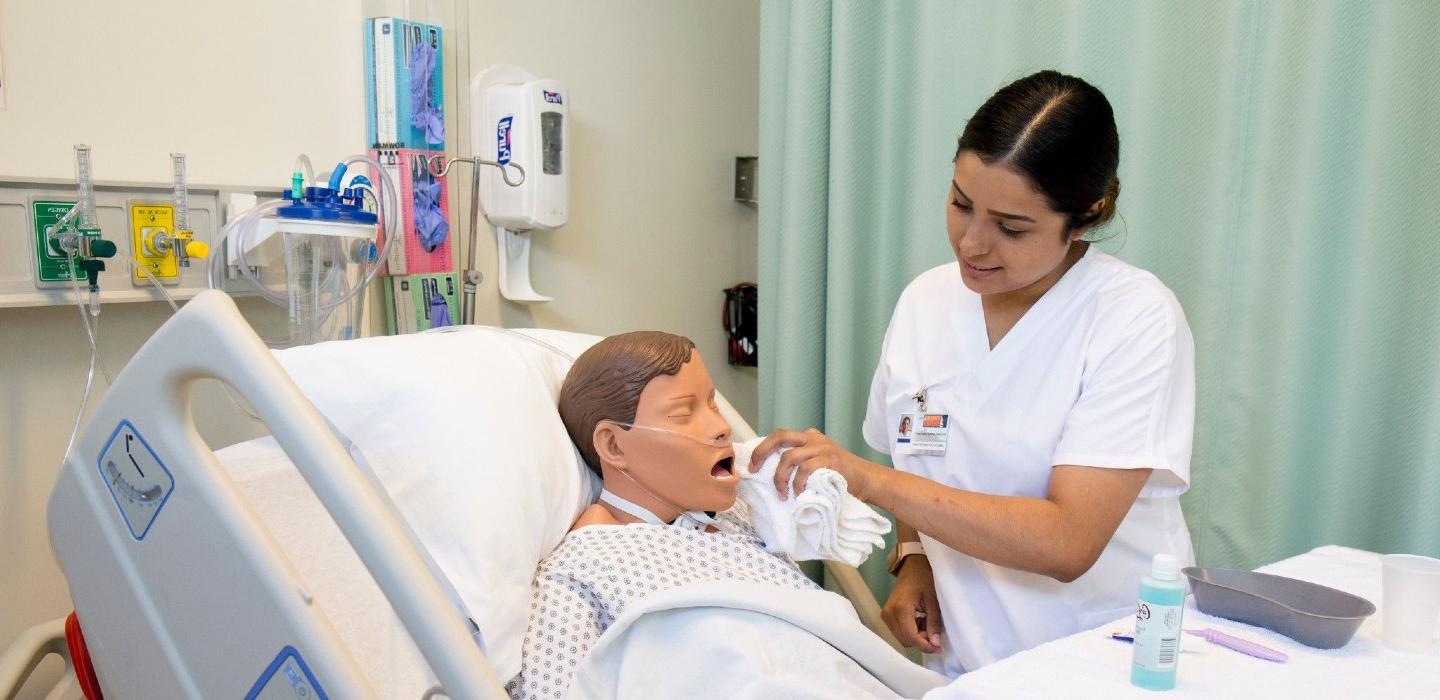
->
[592,422,628,471]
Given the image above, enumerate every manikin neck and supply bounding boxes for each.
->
[597,467,719,532]
[599,469,683,525]
[599,489,670,526]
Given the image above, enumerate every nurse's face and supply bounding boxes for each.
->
[946,151,1084,297]
[614,351,738,512]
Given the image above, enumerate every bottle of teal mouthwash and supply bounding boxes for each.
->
[1131,553,1186,690]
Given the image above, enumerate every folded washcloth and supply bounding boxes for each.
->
[733,438,891,567]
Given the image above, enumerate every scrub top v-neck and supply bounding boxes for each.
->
[863,246,1196,676]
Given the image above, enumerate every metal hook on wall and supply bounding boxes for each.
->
[426,155,526,188]
[421,154,527,325]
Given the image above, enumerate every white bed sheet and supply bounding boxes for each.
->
[220,436,436,697]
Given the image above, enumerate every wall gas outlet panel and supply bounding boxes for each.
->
[128,201,180,285]
[28,199,93,287]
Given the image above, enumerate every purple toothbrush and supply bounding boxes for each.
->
[1185,628,1288,662]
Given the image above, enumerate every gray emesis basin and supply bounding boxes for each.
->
[1182,567,1376,649]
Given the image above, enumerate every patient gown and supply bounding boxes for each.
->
[506,505,818,699]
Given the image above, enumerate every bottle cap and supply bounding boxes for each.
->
[1151,553,1179,580]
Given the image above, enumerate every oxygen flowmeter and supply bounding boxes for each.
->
[46,145,118,308]
[130,153,211,285]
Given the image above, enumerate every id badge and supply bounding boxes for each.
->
[896,412,949,455]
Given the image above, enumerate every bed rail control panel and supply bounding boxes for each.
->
[97,420,175,540]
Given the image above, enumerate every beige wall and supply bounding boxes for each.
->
[0,0,759,686]
[459,0,761,420]
[0,2,368,186]
[0,1,364,687]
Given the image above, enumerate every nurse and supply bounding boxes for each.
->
[751,70,1196,676]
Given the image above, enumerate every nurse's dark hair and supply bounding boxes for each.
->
[955,70,1120,236]
[558,331,697,475]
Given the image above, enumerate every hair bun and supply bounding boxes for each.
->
[1094,177,1121,228]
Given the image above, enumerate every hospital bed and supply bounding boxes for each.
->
[1,290,896,699]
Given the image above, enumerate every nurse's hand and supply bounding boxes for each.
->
[749,428,879,501]
[882,556,944,653]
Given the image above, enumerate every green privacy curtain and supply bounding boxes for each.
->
[759,0,1440,598]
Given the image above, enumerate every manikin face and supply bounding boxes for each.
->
[946,151,1086,297]
[605,351,737,515]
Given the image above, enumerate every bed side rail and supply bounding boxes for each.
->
[47,290,506,699]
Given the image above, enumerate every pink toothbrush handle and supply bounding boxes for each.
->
[1187,628,1288,662]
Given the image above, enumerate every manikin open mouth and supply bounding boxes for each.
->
[711,455,736,479]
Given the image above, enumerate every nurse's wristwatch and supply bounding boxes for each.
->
[887,540,927,576]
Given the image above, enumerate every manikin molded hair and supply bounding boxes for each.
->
[557,331,697,475]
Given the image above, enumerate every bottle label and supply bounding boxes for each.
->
[1132,601,1183,670]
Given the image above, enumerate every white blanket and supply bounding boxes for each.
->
[568,581,946,699]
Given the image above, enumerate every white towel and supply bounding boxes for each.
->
[733,438,891,567]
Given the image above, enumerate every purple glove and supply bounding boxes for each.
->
[412,177,449,252]
[409,41,445,145]
[427,278,452,328]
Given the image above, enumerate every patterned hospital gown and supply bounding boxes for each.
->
[505,506,819,699]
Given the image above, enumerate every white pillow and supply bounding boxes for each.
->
[268,326,602,681]
[508,327,605,366]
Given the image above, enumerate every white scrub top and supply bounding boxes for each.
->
[863,246,1196,676]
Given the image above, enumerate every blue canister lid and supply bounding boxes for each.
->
[276,185,378,225]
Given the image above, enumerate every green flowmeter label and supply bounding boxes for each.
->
[31,200,93,284]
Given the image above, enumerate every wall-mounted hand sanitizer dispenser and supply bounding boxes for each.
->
[472,64,569,302]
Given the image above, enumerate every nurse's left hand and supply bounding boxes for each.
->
[750,428,878,501]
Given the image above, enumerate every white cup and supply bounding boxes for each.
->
[1380,553,1440,653]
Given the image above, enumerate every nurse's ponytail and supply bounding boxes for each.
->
[955,70,1121,238]
[1094,176,1120,230]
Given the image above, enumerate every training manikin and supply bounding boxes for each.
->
[505,331,817,700]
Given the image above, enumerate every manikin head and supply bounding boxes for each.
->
[558,332,737,522]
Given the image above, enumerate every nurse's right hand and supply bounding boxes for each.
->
[882,556,944,653]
